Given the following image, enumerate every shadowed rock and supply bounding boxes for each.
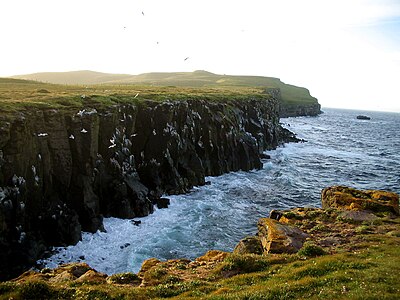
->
[233,236,263,255]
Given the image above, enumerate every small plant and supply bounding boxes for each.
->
[355,225,372,234]
[298,242,326,257]
[218,254,270,274]
[107,272,141,285]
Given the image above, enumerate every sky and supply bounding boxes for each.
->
[1,0,399,112]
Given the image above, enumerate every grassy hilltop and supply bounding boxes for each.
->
[0,77,270,115]
[10,70,319,107]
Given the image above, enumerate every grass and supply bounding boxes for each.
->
[4,71,317,113]
[0,78,272,116]
[1,234,399,299]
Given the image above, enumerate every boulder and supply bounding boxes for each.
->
[195,250,229,263]
[138,258,161,278]
[155,197,170,209]
[233,236,263,255]
[257,218,308,254]
[321,186,399,215]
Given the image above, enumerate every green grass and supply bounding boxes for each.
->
[2,235,398,299]
[0,78,272,116]
[9,70,319,107]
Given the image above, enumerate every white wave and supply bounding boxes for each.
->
[39,108,400,275]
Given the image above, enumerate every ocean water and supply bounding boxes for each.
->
[38,108,400,274]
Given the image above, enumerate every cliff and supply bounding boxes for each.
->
[2,186,399,299]
[279,101,322,118]
[0,88,296,280]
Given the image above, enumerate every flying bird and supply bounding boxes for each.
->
[184,57,189,61]
[142,11,145,16]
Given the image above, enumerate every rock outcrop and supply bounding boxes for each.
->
[0,92,294,280]
[279,102,322,118]
[257,218,309,254]
[236,186,399,257]
[321,186,399,215]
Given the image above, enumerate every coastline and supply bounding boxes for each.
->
[2,185,399,299]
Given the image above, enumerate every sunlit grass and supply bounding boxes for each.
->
[0,78,271,115]
[1,234,398,299]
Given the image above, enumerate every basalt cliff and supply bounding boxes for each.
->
[0,89,297,280]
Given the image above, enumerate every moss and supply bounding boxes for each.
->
[283,211,303,220]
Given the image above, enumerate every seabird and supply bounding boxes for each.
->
[184,57,189,61]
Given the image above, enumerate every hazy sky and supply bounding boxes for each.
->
[1,0,399,112]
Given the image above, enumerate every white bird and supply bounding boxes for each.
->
[69,134,75,139]
[134,93,139,98]
[81,129,88,133]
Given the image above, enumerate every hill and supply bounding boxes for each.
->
[12,70,133,85]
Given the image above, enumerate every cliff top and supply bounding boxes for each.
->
[0,77,270,115]
[9,70,319,106]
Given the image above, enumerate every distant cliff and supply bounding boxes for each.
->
[279,102,322,117]
[0,90,297,280]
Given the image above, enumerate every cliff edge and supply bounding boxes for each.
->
[0,86,297,280]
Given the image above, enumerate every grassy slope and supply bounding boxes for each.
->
[10,70,319,106]
[0,78,269,115]
[1,208,399,299]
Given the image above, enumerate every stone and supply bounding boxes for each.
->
[338,210,379,223]
[257,218,309,254]
[155,197,170,209]
[269,209,283,221]
[75,270,107,283]
[49,270,75,283]
[195,250,229,263]
[138,258,161,278]
[233,236,263,255]
[321,186,399,215]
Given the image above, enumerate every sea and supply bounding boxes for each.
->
[38,108,400,274]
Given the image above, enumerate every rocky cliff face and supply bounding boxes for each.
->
[0,92,295,280]
[279,102,321,118]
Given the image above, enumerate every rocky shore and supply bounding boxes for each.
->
[2,186,398,299]
[0,91,300,280]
